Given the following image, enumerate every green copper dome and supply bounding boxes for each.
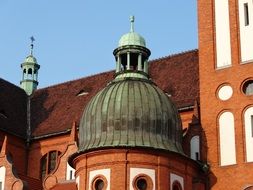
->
[118,32,146,47]
[78,16,183,154]
[78,78,184,153]
[24,55,37,64]
[118,16,146,48]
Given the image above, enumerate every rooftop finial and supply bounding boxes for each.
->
[30,36,35,56]
[130,15,135,32]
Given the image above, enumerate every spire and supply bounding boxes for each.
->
[30,36,35,56]
[20,36,40,95]
[130,15,135,32]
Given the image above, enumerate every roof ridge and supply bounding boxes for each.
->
[149,49,198,63]
[34,49,198,92]
[35,70,114,92]
[0,78,26,94]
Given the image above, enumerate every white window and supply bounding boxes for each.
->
[244,3,250,26]
[76,176,80,190]
[89,169,110,190]
[66,163,75,180]
[170,173,184,190]
[239,0,253,62]
[0,166,6,190]
[190,136,200,160]
[219,112,237,166]
[244,107,253,162]
[130,168,155,190]
[215,0,232,68]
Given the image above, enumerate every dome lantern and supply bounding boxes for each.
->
[20,37,40,95]
[113,16,151,79]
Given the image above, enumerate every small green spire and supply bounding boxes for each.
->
[130,15,135,32]
[20,36,40,95]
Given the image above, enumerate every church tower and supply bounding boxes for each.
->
[198,0,253,189]
[20,37,40,95]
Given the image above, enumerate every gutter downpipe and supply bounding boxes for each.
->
[25,96,31,175]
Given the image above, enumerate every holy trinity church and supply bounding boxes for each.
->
[1,0,253,189]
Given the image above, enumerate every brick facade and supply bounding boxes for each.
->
[1,0,253,189]
[198,0,253,189]
[72,148,205,190]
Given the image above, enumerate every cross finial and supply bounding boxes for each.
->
[30,36,35,55]
[130,15,135,32]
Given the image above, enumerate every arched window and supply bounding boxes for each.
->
[172,181,182,190]
[0,166,6,189]
[190,136,200,160]
[244,185,253,190]
[40,150,61,179]
[244,107,253,162]
[170,173,184,190]
[27,68,33,79]
[219,111,236,166]
[66,162,75,180]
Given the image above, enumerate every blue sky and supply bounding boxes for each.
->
[0,1,197,88]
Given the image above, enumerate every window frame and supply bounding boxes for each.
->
[172,180,183,190]
[132,174,153,190]
[91,175,108,190]
[244,3,250,26]
[40,150,61,179]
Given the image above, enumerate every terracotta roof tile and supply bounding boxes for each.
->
[31,71,114,137]
[1,50,199,139]
[149,49,199,108]
[0,78,27,137]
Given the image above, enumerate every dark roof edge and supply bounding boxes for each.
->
[0,128,26,139]
[31,129,71,140]
[0,78,27,95]
[178,105,194,112]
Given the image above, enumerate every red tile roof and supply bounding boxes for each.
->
[0,78,27,137]
[149,50,199,108]
[30,50,199,138]
[1,50,199,138]
[30,71,115,137]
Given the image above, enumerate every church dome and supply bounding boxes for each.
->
[24,55,37,64]
[118,32,146,47]
[78,77,184,154]
[118,16,146,48]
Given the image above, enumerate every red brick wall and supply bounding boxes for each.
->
[28,134,73,179]
[0,132,27,175]
[72,149,205,190]
[198,0,253,189]
[180,110,194,130]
